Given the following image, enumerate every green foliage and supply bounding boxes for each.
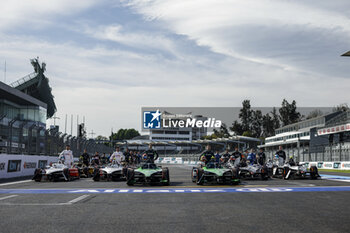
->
[242,131,252,137]
[239,100,253,132]
[333,103,349,112]
[251,110,263,137]
[110,128,140,141]
[279,99,301,126]
[230,120,244,135]
[306,109,323,119]
[213,123,230,138]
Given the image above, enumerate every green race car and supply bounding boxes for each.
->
[192,162,240,185]
[126,163,170,186]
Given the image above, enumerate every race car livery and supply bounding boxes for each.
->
[225,156,268,180]
[74,162,94,178]
[32,162,80,182]
[93,163,128,181]
[126,163,169,186]
[271,156,320,179]
[192,162,240,185]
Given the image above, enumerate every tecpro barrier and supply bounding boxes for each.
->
[0,154,59,179]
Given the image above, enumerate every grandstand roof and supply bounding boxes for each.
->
[9,58,56,118]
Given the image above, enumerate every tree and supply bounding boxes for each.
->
[95,135,108,141]
[333,103,349,112]
[262,113,274,137]
[213,123,230,138]
[239,100,253,132]
[230,120,244,135]
[242,131,252,137]
[251,110,263,137]
[124,128,141,139]
[271,107,280,130]
[110,128,140,141]
[279,99,301,126]
[306,109,323,119]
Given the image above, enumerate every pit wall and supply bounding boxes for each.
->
[0,154,71,179]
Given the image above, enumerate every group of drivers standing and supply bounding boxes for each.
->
[58,144,159,168]
[199,144,287,167]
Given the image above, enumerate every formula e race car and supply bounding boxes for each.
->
[32,162,80,182]
[126,163,169,186]
[238,163,269,180]
[272,157,320,180]
[225,157,268,180]
[191,162,240,185]
[92,163,127,181]
[74,162,94,178]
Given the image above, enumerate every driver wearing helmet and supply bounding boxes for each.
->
[247,149,257,165]
[110,147,125,165]
[199,145,215,165]
[288,156,296,166]
[58,145,74,167]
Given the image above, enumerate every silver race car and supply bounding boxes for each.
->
[32,162,80,182]
[93,163,127,181]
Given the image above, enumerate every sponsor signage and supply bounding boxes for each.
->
[317,123,350,136]
[23,162,37,169]
[7,160,21,172]
[38,160,48,169]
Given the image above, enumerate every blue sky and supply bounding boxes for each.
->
[1,0,350,137]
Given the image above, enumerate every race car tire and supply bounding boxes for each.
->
[261,166,268,180]
[122,167,128,177]
[93,168,100,181]
[33,168,42,182]
[231,168,239,179]
[162,168,170,186]
[191,168,198,182]
[230,168,240,185]
[196,168,204,185]
[310,166,318,180]
[83,167,89,177]
[282,167,290,180]
[126,169,135,186]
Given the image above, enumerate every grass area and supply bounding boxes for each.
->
[318,169,350,173]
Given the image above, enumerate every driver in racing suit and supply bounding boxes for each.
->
[247,149,257,165]
[59,145,74,167]
[80,149,90,167]
[199,145,215,165]
[110,147,125,165]
[220,149,231,164]
[143,144,159,163]
[232,147,242,160]
[275,146,287,163]
[288,156,296,166]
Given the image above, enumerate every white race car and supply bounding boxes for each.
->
[93,163,127,181]
[272,156,319,179]
[226,157,268,180]
[32,162,80,182]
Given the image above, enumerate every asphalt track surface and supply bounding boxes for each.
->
[0,165,350,233]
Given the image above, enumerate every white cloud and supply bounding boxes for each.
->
[0,0,99,31]
[1,0,350,135]
[125,0,350,71]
